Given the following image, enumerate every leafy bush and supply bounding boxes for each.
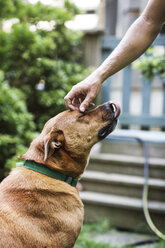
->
[0,71,37,179]
[155,240,165,248]
[75,220,165,248]
[133,48,165,79]
[75,220,117,248]
[0,0,92,130]
[0,0,92,178]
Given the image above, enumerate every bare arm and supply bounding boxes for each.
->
[96,0,165,80]
[65,0,165,111]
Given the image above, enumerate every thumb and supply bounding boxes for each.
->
[80,95,93,112]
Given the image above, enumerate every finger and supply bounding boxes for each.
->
[78,94,85,104]
[65,86,83,110]
[89,102,95,107]
[64,96,77,111]
[80,95,94,112]
[72,98,81,110]
[83,103,95,111]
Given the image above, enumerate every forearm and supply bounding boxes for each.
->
[95,15,162,83]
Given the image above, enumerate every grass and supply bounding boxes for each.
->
[74,220,165,248]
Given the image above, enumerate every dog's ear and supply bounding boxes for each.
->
[44,129,65,161]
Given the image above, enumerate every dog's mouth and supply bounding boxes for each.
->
[98,101,120,140]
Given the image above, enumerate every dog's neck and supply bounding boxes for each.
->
[45,149,88,178]
[21,141,88,178]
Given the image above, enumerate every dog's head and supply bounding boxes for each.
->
[22,101,120,177]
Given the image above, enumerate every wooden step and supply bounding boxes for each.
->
[100,129,165,159]
[88,153,165,179]
[80,171,165,201]
[81,129,165,232]
[80,191,165,231]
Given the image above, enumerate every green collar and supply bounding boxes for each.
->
[23,160,78,187]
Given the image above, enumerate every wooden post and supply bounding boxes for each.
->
[105,0,118,35]
[121,65,131,129]
[162,80,165,131]
[141,78,152,130]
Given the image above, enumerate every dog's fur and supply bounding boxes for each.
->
[0,102,120,248]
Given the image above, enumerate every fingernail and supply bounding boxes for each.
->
[80,106,85,112]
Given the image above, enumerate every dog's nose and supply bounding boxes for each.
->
[109,101,121,118]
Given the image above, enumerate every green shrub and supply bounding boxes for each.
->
[155,240,165,248]
[75,220,117,248]
[0,71,37,179]
[0,0,92,130]
[133,48,165,79]
[0,0,93,178]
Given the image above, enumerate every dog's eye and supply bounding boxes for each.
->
[78,113,87,119]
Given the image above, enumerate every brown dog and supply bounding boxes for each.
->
[0,101,120,248]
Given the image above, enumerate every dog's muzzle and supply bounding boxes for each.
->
[98,101,120,139]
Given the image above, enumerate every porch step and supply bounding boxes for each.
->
[80,171,165,201]
[101,129,165,159]
[88,153,165,179]
[81,129,165,231]
[111,129,165,144]
[80,191,165,231]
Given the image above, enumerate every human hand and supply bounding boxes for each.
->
[64,75,102,112]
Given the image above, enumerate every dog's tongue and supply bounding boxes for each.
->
[109,101,121,118]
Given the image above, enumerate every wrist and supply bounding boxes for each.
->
[90,68,106,86]
[93,62,112,84]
